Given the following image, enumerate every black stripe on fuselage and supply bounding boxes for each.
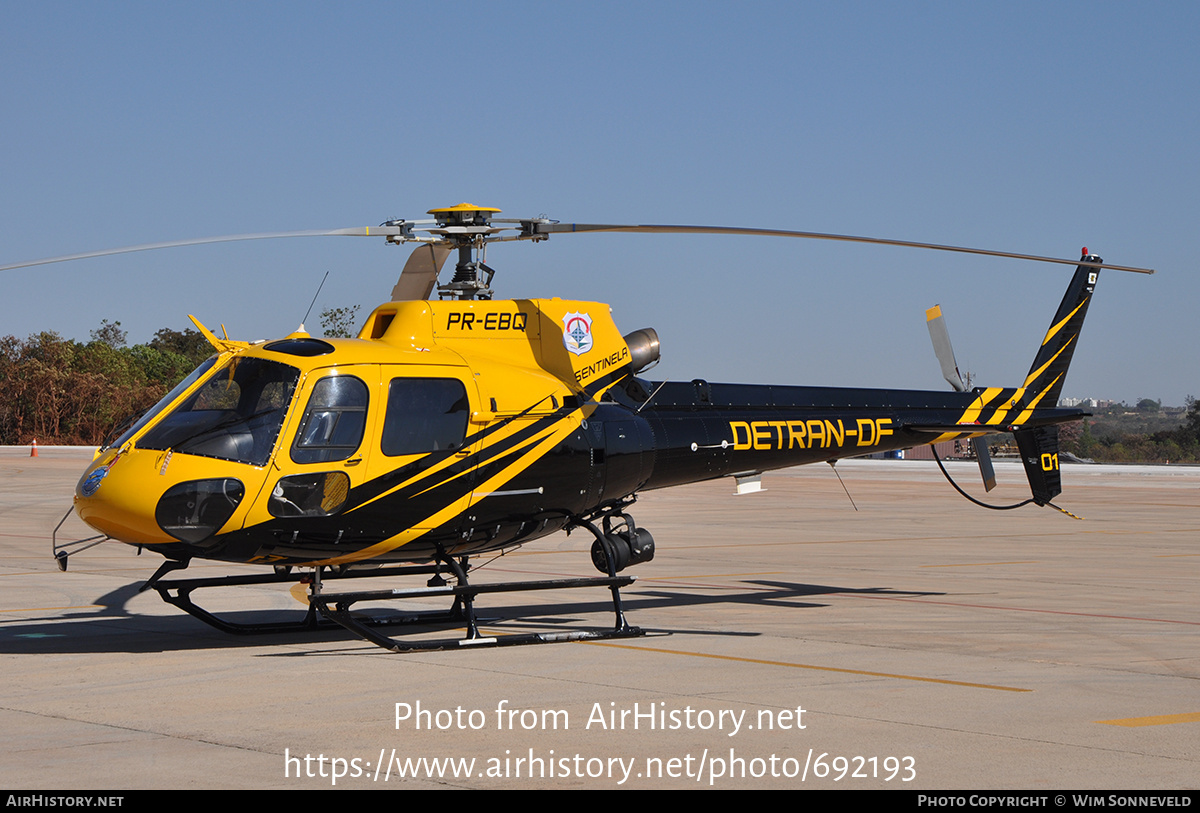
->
[202,366,636,562]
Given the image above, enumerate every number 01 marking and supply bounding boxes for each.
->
[1041,453,1059,471]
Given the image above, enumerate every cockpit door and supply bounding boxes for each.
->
[240,365,380,536]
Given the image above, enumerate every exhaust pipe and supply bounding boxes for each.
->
[622,328,660,373]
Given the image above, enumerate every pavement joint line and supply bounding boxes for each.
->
[584,641,1032,692]
[0,704,273,754]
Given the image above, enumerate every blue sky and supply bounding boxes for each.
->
[2,2,1195,404]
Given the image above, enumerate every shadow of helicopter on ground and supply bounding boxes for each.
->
[0,577,945,655]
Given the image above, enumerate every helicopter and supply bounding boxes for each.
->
[7,204,1154,652]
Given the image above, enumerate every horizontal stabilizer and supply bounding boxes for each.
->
[906,423,1008,435]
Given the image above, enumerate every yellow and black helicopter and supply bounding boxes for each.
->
[6,204,1153,651]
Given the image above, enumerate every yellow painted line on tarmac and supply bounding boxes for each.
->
[921,561,1038,568]
[640,572,786,582]
[683,534,997,550]
[683,528,1130,551]
[864,594,1200,625]
[472,564,786,584]
[1085,528,1199,535]
[586,642,1031,692]
[1097,712,1200,727]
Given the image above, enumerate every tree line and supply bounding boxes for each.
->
[1060,398,1200,463]
[0,308,356,446]
[0,322,211,445]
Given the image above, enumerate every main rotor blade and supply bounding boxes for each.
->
[0,226,405,272]
[528,223,1156,274]
[390,244,452,301]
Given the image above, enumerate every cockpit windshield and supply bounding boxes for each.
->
[138,357,300,466]
[104,356,218,452]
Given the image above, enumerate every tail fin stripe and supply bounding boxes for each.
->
[959,387,1004,424]
[1024,336,1074,387]
[1041,296,1089,346]
[984,388,1025,426]
[1012,378,1060,424]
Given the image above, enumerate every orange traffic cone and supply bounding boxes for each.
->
[30,439,38,458]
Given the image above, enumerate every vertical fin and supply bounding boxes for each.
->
[1012,253,1098,505]
[1022,250,1101,405]
[1014,425,1061,505]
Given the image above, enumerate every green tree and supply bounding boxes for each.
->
[148,327,212,367]
[1182,395,1200,443]
[89,319,127,349]
[0,327,206,445]
[320,305,361,338]
[1078,418,1096,458]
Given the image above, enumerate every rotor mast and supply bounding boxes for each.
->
[418,204,503,300]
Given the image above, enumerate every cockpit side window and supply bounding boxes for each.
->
[381,378,469,457]
[291,375,369,464]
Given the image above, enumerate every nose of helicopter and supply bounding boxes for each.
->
[75,449,175,545]
[74,448,247,549]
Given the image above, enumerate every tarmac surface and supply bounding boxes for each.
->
[1,447,1197,790]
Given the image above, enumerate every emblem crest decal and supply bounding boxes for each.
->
[562,312,594,355]
[80,454,121,497]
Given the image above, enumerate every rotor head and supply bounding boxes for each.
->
[427,203,502,227]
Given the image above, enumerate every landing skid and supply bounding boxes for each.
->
[312,573,643,652]
[145,558,644,652]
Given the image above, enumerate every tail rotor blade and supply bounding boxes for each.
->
[975,440,997,492]
[926,305,966,392]
[926,304,996,491]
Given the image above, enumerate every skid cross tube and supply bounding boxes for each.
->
[310,521,648,651]
[569,514,635,631]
